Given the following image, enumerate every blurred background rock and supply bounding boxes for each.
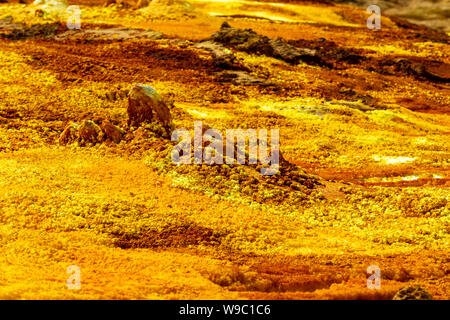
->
[0,0,448,32]
[334,0,450,32]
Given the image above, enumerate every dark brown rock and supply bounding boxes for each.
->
[100,120,125,143]
[208,22,319,65]
[195,41,244,70]
[78,120,103,144]
[382,58,450,83]
[127,84,172,130]
[269,38,316,64]
[58,122,79,145]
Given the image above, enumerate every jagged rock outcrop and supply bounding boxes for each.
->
[194,41,241,70]
[378,58,450,83]
[208,22,319,65]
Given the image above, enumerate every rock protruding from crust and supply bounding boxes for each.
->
[393,286,433,300]
[58,122,79,145]
[269,38,316,64]
[100,120,125,143]
[127,84,172,131]
[59,120,126,145]
[208,22,319,65]
[221,21,231,29]
[383,58,450,83]
[78,120,104,144]
[195,40,241,70]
